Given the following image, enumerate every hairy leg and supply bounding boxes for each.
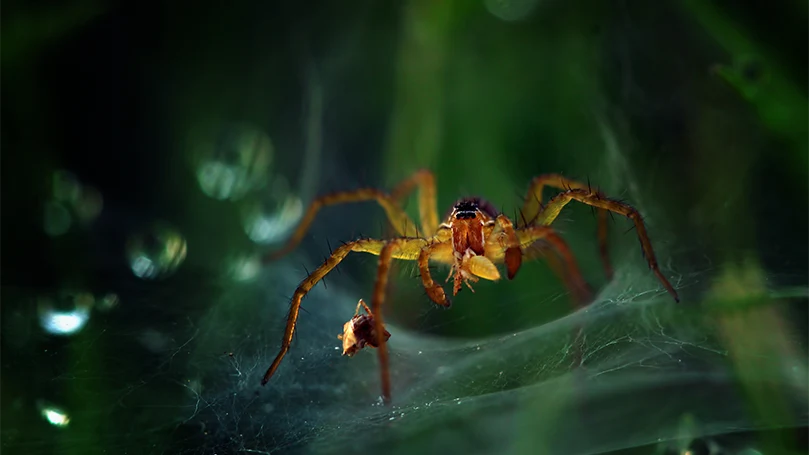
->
[265,169,438,262]
[261,237,426,387]
[389,169,440,237]
[539,189,679,302]
[418,242,453,307]
[370,239,411,404]
[522,240,593,306]
[520,174,613,279]
[516,225,593,306]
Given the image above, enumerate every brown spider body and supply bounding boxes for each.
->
[260,169,680,404]
[442,198,519,296]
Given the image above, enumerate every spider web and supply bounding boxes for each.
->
[154,249,807,455]
[4,105,805,455]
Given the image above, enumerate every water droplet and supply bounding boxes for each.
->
[242,175,304,245]
[43,201,72,237]
[37,292,93,336]
[97,293,119,312]
[38,401,70,427]
[225,253,261,281]
[126,222,187,280]
[52,170,82,204]
[73,185,103,225]
[195,123,273,201]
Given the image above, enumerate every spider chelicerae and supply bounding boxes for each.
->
[260,169,679,403]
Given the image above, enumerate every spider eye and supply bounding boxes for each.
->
[455,210,477,219]
[453,200,479,219]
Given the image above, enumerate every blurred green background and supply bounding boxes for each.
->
[2,0,807,454]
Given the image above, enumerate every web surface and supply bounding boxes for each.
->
[143,254,808,455]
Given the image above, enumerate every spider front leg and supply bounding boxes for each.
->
[419,238,501,306]
[418,242,453,307]
[264,169,439,262]
[260,237,426,387]
[520,174,613,279]
[539,189,679,302]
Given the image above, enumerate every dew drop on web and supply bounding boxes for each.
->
[194,123,273,201]
[224,253,261,281]
[37,291,94,336]
[37,400,70,427]
[241,174,304,245]
[126,222,187,280]
[46,169,104,232]
[43,201,72,237]
[73,184,103,225]
[52,169,82,204]
[96,293,119,312]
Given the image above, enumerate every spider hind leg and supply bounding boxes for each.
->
[539,189,679,302]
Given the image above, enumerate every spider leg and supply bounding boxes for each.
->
[357,298,372,315]
[539,189,679,302]
[371,238,412,404]
[389,169,440,236]
[517,230,593,305]
[520,174,613,279]
[261,237,426,387]
[418,242,454,307]
[265,170,437,262]
[493,214,523,280]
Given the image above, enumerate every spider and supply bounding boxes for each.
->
[260,169,679,403]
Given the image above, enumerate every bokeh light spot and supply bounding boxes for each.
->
[126,222,187,280]
[195,123,273,201]
[97,292,120,312]
[242,176,304,245]
[52,169,82,203]
[226,253,261,282]
[37,401,70,427]
[43,201,72,237]
[74,185,103,224]
[37,292,94,336]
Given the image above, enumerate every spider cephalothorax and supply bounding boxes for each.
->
[443,198,506,295]
[260,169,680,404]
